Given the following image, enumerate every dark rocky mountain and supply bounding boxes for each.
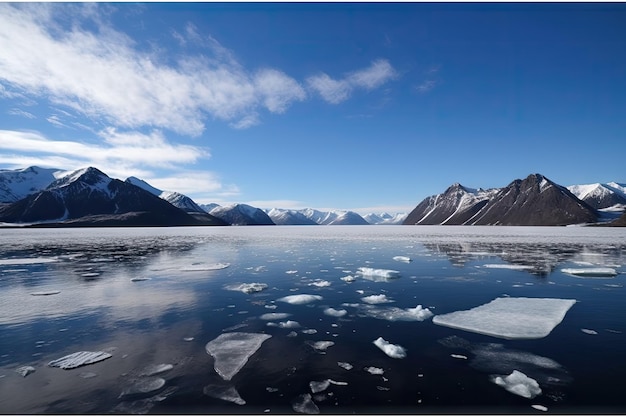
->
[609,212,626,227]
[209,204,275,225]
[0,167,227,226]
[405,174,598,226]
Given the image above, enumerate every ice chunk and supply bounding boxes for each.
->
[482,264,533,270]
[362,294,393,304]
[141,363,173,376]
[393,256,412,263]
[203,384,246,405]
[323,308,347,317]
[432,297,576,339]
[120,377,166,398]
[301,329,317,335]
[307,341,335,352]
[561,267,617,277]
[532,404,548,412]
[373,337,407,359]
[205,332,271,381]
[277,294,323,305]
[268,320,301,328]
[309,280,331,287]
[364,366,384,375]
[359,304,433,322]
[491,370,542,399]
[181,262,230,271]
[337,362,353,370]
[451,354,468,360]
[0,257,58,265]
[340,275,356,283]
[48,351,112,369]
[357,267,400,281]
[260,313,292,320]
[581,328,598,335]
[310,379,331,394]
[30,290,60,296]
[286,270,298,274]
[292,393,320,414]
[225,283,268,293]
[16,365,35,377]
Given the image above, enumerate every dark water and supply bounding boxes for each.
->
[0,226,625,414]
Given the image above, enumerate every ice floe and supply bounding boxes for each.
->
[491,370,542,399]
[292,393,320,414]
[482,264,534,270]
[205,332,272,381]
[309,280,331,287]
[310,379,331,394]
[340,275,356,283]
[0,257,58,265]
[358,304,433,322]
[323,308,347,317]
[203,384,246,405]
[301,329,317,335]
[30,290,60,296]
[260,312,292,320]
[393,256,412,263]
[141,363,174,376]
[180,262,230,271]
[48,351,112,369]
[451,354,468,360]
[277,294,323,305]
[15,365,35,377]
[531,404,548,411]
[361,294,393,304]
[364,366,384,375]
[307,341,335,352]
[337,362,353,370]
[267,320,301,328]
[119,377,166,399]
[581,328,598,335]
[433,297,576,339]
[225,283,268,293]
[357,267,400,281]
[373,337,407,359]
[561,267,618,277]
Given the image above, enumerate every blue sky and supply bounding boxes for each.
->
[1,2,625,214]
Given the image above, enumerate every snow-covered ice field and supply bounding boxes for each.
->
[0,225,625,414]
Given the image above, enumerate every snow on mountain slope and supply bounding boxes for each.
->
[125,176,205,213]
[363,212,407,224]
[0,166,65,203]
[567,182,626,210]
[209,204,275,225]
[266,208,318,225]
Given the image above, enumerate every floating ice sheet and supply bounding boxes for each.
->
[260,313,292,320]
[357,267,400,281]
[292,393,320,414]
[277,294,323,305]
[373,337,407,359]
[0,257,58,265]
[225,283,268,293]
[393,256,412,263]
[309,380,331,394]
[364,366,384,375]
[180,262,230,271]
[309,280,331,287]
[340,275,356,283]
[323,308,347,317]
[358,304,433,322]
[432,297,576,339]
[362,294,393,304]
[491,370,542,399]
[203,384,246,405]
[48,351,112,369]
[561,267,617,277]
[482,264,534,270]
[307,341,335,352]
[205,332,271,381]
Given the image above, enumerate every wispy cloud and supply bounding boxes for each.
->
[307,59,398,104]
[8,108,36,119]
[0,4,398,136]
[416,65,442,94]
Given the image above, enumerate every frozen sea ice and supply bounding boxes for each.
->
[432,297,576,339]
[373,337,407,359]
[277,294,323,305]
[48,351,112,369]
[205,332,272,381]
[357,267,400,281]
[491,370,542,399]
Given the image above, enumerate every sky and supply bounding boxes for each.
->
[1,2,625,215]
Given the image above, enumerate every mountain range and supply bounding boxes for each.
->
[0,166,624,227]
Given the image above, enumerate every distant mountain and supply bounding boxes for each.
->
[0,166,64,203]
[125,176,206,213]
[0,167,226,226]
[610,211,626,227]
[405,174,598,226]
[296,208,369,225]
[266,208,318,225]
[199,203,220,213]
[567,182,626,210]
[209,204,275,225]
[363,212,407,225]
[327,210,370,225]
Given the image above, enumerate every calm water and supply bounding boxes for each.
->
[0,226,625,414]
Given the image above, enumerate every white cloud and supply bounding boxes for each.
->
[416,79,438,93]
[8,108,36,119]
[307,59,398,104]
[254,68,307,113]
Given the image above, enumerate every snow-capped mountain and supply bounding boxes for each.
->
[209,204,275,225]
[125,176,206,213]
[266,208,318,225]
[295,208,369,225]
[362,212,407,225]
[0,166,65,203]
[405,174,598,226]
[567,182,626,210]
[0,167,226,226]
